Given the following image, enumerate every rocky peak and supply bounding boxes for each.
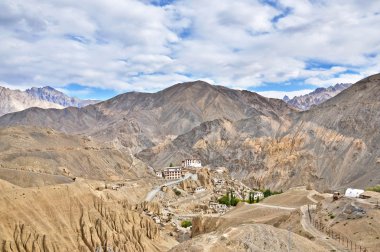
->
[283,83,352,110]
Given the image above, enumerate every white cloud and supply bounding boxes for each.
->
[0,0,379,96]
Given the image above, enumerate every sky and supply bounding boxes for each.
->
[0,0,379,100]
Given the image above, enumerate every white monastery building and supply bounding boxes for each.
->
[182,159,202,168]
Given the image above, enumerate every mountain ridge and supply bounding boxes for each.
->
[0,85,99,117]
[0,81,295,153]
[284,83,352,110]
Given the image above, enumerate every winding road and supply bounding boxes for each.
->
[145,173,192,202]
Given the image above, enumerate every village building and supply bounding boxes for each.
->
[162,167,182,180]
[254,191,264,199]
[182,159,202,168]
[212,178,225,188]
[194,186,206,193]
[209,202,228,213]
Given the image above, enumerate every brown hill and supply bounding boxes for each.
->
[0,81,294,153]
[0,126,148,187]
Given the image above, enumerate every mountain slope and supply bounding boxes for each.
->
[138,74,380,191]
[284,83,352,110]
[0,126,148,187]
[0,81,295,152]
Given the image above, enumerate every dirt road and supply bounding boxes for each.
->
[300,205,350,252]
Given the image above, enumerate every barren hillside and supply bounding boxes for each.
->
[0,127,148,187]
[138,74,380,191]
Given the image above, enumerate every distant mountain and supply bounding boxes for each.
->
[26,86,99,107]
[0,86,63,117]
[0,86,99,116]
[284,83,352,110]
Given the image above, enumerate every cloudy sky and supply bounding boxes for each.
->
[0,0,379,99]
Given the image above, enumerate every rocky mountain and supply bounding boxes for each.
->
[0,86,64,116]
[1,76,379,192]
[26,86,99,107]
[0,86,99,117]
[138,74,380,191]
[0,81,294,153]
[284,83,352,110]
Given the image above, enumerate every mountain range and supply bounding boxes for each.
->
[0,86,99,116]
[0,75,379,191]
[283,83,352,110]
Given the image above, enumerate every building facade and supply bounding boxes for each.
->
[162,167,182,180]
[182,159,202,168]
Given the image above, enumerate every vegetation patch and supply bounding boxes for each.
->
[181,220,192,228]
[366,185,380,192]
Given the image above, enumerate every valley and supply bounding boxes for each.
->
[0,74,379,251]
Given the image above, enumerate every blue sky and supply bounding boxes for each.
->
[0,0,379,100]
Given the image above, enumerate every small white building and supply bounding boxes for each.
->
[182,159,202,168]
[254,191,264,199]
[345,188,364,198]
[194,186,206,193]
[209,202,228,213]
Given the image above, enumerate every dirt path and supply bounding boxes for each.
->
[145,174,192,201]
[300,205,350,252]
[253,203,296,211]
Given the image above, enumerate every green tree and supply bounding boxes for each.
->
[256,196,260,203]
[263,189,272,198]
[248,192,254,204]
[181,220,192,228]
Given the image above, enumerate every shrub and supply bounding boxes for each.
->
[181,220,192,228]
[230,197,240,206]
[218,191,240,206]
[366,185,380,192]
[218,195,231,206]
[263,189,283,198]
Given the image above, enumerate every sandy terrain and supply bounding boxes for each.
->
[0,179,177,251]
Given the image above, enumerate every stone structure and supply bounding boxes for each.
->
[162,167,182,180]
